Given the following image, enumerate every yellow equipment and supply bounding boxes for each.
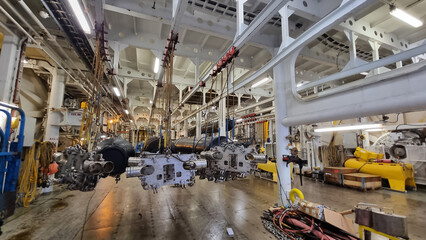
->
[257,161,294,182]
[289,188,304,204]
[358,225,400,240]
[354,147,384,161]
[345,148,416,192]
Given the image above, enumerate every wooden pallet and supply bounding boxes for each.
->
[324,167,357,185]
[343,173,382,191]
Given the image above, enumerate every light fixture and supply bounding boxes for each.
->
[23,59,28,64]
[365,128,385,132]
[130,120,133,123]
[390,6,423,28]
[67,0,92,34]
[109,120,113,124]
[251,77,271,88]
[360,72,369,76]
[314,123,383,133]
[124,109,129,114]
[154,57,160,73]
[112,87,120,97]
[149,100,153,104]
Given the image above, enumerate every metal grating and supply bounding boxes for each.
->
[42,0,94,69]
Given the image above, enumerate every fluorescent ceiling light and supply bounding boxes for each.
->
[360,72,369,76]
[390,6,423,28]
[124,109,129,114]
[314,123,383,133]
[154,58,160,73]
[113,87,120,97]
[252,77,271,88]
[67,0,91,34]
[365,128,385,132]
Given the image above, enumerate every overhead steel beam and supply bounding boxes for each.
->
[175,0,290,115]
[233,0,375,91]
[173,0,375,127]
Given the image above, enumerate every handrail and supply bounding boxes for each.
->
[0,102,25,153]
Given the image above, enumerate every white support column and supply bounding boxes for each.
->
[236,0,248,36]
[218,97,227,137]
[369,40,381,75]
[392,50,403,68]
[202,88,208,105]
[0,35,20,103]
[123,77,131,98]
[274,59,292,206]
[177,85,185,103]
[194,58,200,85]
[44,69,66,146]
[196,112,202,138]
[183,119,188,137]
[361,117,370,147]
[176,122,181,138]
[344,30,358,63]
[253,95,261,111]
[278,5,294,52]
[110,41,127,73]
[194,59,202,138]
[236,93,243,109]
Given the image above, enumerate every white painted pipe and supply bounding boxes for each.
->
[44,69,66,146]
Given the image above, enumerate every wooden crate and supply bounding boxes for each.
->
[324,167,357,185]
[343,173,382,191]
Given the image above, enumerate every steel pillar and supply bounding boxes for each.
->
[274,60,292,206]
[369,40,381,75]
[196,112,202,138]
[236,0,247,36]
[44,69,66,146]
[0,35,20,103]
[183,119,188,137]
[218,97,227,137]
[236,93,243,108]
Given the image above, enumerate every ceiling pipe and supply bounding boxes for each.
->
[0,6,38,44]
[17,0,54,40]
[201,106,275,125]
[0,10,87,93]
[2,0,41,38]
[16,0,87,80]
[175,95,274,126]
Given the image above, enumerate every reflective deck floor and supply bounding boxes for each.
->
[3,176,426,240]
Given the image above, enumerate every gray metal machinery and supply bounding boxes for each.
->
[57,136,135,191]
[57,146,114,191]
[126,142,267,191]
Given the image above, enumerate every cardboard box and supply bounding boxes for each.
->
[324,208,357,236]
[298,200,324,220]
